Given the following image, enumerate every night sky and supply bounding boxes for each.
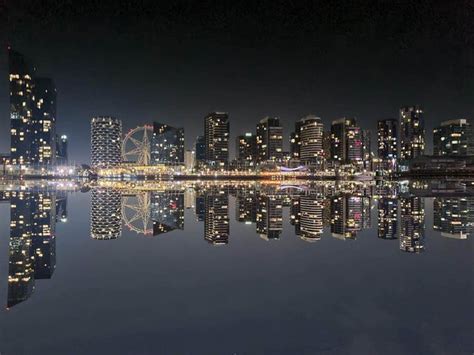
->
[0,0,472,163]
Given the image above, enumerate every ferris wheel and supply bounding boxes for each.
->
[121,192,153,236]
[122,125,153,165]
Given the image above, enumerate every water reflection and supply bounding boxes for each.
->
[1,182,472,309]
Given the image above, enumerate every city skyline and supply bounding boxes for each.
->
[1,2,472,163]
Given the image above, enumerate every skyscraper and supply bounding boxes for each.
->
[433,197,474,239]
[195,135,206,162]
[90,116,122,168]
[151,122,184,164]
[298,115,324,163]
[236,133,257,165]
[330,117,361,164]
[256,117,283,163]
[9,48,34,165]
[256,193,283,240]
[151,192,184,235]
[400,106,425,163]
[56,134,68,164]
[31,78,57,165]
[204,112,229,168]
[399,197,425,253]
[299,193,324,241]
[378,198,398,239]
[433,119,473,156]
[377,119,398,169]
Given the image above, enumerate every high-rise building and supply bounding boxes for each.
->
[377,119,398,169]
[256,117,283,163]
[399,197,425,253]
[90,116,122,168]
[378,198,398,239]
[9,48,35,165]
[204,192,229,244]
[236,133,257,164]
[204,112,229,168]
[151,122,184,164]
[299,194,324,241]
[236,189,257,223]
[298,115,324,163]
[195,135,206,162]
[362,129,371,163]
[290,120,303,159]
[400,106,425,163]
[90,189,122,240]
[56,134,68,164]
[31,78,57,165]
[330,118,362,163]
[330,194,363,239]
[433,119,473,156]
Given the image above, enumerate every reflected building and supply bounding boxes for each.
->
[378,198,398,239]
[195,195,205,221]
[433,197,473,239]
[256,193,283,240]
[399,197,425,253]
[204,192,229,244]
[151,192,184,235]
[7,191,58,308]
[299,193,324,241]
[331,195,363,239]
[236,189,257,224]
[90,189,122,240]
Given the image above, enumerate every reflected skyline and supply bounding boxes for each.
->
[2,181,473,309]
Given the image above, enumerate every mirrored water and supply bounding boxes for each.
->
[0,181,472,354]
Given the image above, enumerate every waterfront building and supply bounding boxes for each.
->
[204,112,229,168]
[31,78,57,165]
[377,119,398,171]
[433,119,473,156]
[256,117,283,163]
[195,135,206,162]
[433,197,474,239]
[237,133,257,165]
[400,106,425,165]
[9,48,35,165]
[151,193,184,235]
[298,115,324,163]
[56,134,68,164]
[299,194,324,241]
[151,122,184,164]
[90,189,122,240]
[330,118,362,164]
[90,116,122,168]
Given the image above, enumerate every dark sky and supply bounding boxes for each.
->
[0,0,472,163]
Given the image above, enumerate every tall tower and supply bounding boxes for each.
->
[236,133,257,165]
[400,106,425,163]
[299,115,324,163]
[151,122,184,164]
[377,119,398,160]
[31,78,57,165]
[9,48,35,165]
[204,192,229,244]
[256,117,283,163]
[433,119,473,156]
[90,116,122,168]
[330,117,360,164]
[204,112,229,168]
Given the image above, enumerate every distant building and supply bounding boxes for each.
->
[90,116,122,168]
[9,48,35,165]
[400,106,425,164]
[433,119,473,156]
[204,112,229,168]
[31,78,57,165]
[330,118,361,164]
[151,122,184,164]
[236,133,257,165]
[298,115,324,163]
[256,117,283,163]
[377,119,398,171]
[56,134,68,164]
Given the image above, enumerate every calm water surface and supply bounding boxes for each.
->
[0,182,472,354]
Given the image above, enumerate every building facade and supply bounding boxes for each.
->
[256,117,283,163]
[400,106,425,164]
[151,122,184,164]
[433,119,473,156]
[236,133,257,165]
[204,112,229,168]
[90,116,122,168]
[299,115,324,163]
